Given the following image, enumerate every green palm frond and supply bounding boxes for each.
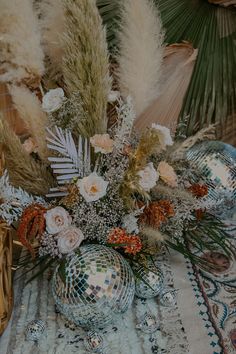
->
[97,0,236,137]
[97,0,120,49]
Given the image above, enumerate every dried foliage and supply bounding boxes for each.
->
[121,128,161,204]
[172,125,216,160]
[0,0,44,87]
[62,0,111,136]
[117,0,164,116]
[9,85,49,161]
[0,119,54,195]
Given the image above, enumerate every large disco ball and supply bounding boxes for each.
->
[52,244,135,329]
[186,141,236,204]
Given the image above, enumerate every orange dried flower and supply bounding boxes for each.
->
[17,203,47,258]
[107,227,142,255]
[188,184,208,198]
[139,200,175,228]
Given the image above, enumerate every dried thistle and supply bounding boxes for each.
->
[62,0,111,136]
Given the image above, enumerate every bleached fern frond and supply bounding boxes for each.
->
[0,171,46,224]
[114,97,136,153]
[46,126,91,196]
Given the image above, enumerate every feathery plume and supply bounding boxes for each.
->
[62,0,111,136]
[0,0,44,87]
[117,0,164,117]
[141,226,167,247]
[9,85,49,161]
[0,118,54,196]
[37,0,65,83]
[153,184,196,204]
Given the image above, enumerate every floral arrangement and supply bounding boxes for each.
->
[0,0,233,280]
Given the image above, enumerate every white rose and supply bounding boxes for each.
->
[77,172,108,202]
[45,206,72,234]
[151,123,173,149]
[57,227,84,254]
[90,134,114,154]
[108,90,120,103]
[42,88,65,113]
[138,162,159,192]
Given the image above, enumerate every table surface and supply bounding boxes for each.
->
[1,219,236,354]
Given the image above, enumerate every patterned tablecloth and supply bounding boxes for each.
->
[1,220,236,354]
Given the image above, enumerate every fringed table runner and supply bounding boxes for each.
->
[1,220,235,354]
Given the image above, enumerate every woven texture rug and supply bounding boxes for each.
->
[1,220,235,354]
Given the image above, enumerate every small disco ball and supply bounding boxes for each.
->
[186,141,236,205]
[159,288,177,307]
[134,262,164,299]
[25,319,46,342]
[136,313,159,334]
[84,331,104,353]
[52,244,135,329]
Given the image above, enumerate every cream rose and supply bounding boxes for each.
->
[42,88,65,113]
[158,161,178,187]
[151,123,173,149]
[138,163,159,192]
[57,227,84,254]
[45,206,72,234]
[77,172,108,202]
[90,134,114,154]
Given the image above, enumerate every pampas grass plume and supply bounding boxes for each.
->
[37,0,65,82]
[0,0,44,86]
[62,0,111,136]
[8,85,49,162]
[118,0,164,116]
[0,118,54,195]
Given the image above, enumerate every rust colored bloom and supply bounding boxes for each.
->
[139,200,175,228]
[107,227,142,255]
[188,184,208,198]
[17,203,47,258]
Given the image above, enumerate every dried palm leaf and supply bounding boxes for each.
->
[46,127,91,197]
[62,0,111,136]
[0,119,54,196]
[117,0,164,117]
[96,0,236,137]
[208,0,236,6]
[134,42,198,133]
